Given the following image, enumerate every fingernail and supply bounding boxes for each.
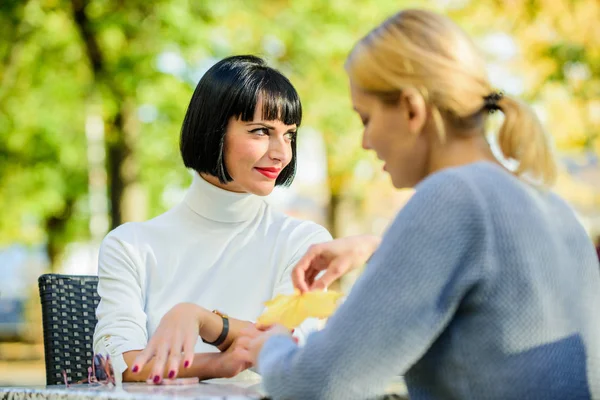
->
[291,329,295,334]
[293,337,299,343]
[184,360,190,368]
[168,370,175,379]
[132,365,139,373]
[153,375,160,384]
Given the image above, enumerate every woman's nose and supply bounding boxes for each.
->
[269,137,289,163]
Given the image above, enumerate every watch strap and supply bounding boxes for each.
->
[202,311,229,347]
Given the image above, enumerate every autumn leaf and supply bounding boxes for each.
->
[257,290,344,329]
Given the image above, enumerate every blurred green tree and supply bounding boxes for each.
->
[448,0,600,152]
[0,0,424,270]
[0,0,90,266]
[2,0,597,271]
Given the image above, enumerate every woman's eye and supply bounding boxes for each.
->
[250,128,269,136]
[285,132,297,141]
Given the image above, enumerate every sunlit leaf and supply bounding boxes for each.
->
[258,289,344,329]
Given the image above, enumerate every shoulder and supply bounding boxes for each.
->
[412,163,489,212]
[97,222,145,270]
[412,161,538,212]
[420,162,578,225]
[99,210,172,258]
[388,164,492,246]
[266,206,332,244]
[372,166,492,280]
[263,206,332,268]
[101,222,139,249]
[546,189,579,216]
[101,204,185,248]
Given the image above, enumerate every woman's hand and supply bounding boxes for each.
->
[238,324,292,365]
[131,303,205,383]
[213,337,255,378]
[292,235,381,293]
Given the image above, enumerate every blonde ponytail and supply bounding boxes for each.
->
[496,95,557,186]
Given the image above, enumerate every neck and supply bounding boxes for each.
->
[200,173,246,193]
[427,132,500,176]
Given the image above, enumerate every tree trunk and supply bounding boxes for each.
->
[45,198,75,272]
[106,101,144,229]
[71,0,144,230]
[105,113,125,229]
[327,192,341,238]
[326,192,343,293]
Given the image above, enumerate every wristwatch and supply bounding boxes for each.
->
[202,310,229,347]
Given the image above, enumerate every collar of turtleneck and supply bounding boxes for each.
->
[183,172,264,223]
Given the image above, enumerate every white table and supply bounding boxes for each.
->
[0,380,264,399]
[0,377,408,399]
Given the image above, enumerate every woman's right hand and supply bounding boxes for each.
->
[292,235,381,293]
[132,302,204,383]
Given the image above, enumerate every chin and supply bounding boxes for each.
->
[390,175,411,190]
[389,173,401,189]
[248,183,276,197]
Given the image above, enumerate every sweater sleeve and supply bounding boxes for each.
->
[93,224,148,379]
[258,171,489,400]
[272,223,333,344]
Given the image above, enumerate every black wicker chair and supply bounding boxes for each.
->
[38,274,100,385]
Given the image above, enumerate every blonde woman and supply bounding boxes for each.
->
[240,9,600,400]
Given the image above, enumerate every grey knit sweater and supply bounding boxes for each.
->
[258,161,600,400]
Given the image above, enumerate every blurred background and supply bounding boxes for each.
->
[1,0,599,386]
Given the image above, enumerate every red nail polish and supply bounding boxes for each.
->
[184,360,190,368]
[168,370,175,379]
[132,365,139,373]
[291,329,295,333]
[153,375,160,384]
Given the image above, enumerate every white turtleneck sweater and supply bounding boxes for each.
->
[92,173,332,380]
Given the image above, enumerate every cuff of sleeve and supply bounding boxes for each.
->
[257,335,297,376]
[94,336,146,383]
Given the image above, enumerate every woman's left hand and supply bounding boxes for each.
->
[238,324,293,365]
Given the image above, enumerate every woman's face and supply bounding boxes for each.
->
[350,82,428,188]
[211,100,297,196]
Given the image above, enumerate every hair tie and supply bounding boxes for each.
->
[483,91,504,113]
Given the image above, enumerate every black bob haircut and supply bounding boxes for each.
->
[180,55,302,187]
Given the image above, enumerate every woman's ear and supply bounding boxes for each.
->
[400,88,427,137]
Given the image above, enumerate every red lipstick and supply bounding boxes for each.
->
[255,167,281,180]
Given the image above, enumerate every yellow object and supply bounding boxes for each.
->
[257,290,344,329]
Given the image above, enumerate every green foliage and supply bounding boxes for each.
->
[0,1,89,249]
[449,0,600,151]
[1,0,597,264]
